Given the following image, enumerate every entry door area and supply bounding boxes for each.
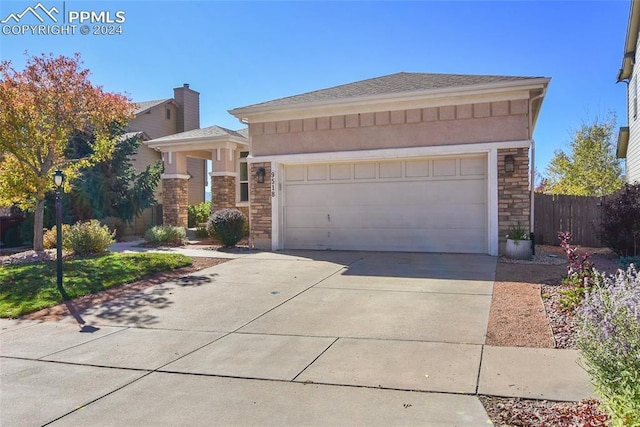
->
[283,155,488,253]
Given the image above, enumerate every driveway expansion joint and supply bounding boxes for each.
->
[291,337,340,382]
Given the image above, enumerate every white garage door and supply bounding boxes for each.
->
[283,156,487,253]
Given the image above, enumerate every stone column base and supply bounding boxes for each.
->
[163,177,189,228]
[211,175,237,211]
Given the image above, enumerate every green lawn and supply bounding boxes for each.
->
[0,252,192,318]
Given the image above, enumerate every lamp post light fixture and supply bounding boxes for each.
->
[53,169,69,300]
[256,167,266,184]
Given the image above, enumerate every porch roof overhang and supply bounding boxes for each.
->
[144,125,248,154]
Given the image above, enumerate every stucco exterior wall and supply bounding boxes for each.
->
[163,152,188,175]
[249,100,529,156]
[187,157,206,205]
[212,148,237,173]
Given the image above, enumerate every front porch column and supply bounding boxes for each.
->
[162,176,189,228]
[161,151,189,228]
[210,173,237,211]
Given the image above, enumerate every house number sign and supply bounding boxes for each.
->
[271,171,276,197]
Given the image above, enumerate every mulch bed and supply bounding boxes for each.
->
[480,396,609,427]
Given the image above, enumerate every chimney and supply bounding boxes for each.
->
[173,83,200,132]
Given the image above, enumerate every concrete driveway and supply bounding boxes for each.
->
[0,250,593,426]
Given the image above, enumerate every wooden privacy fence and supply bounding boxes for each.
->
[534,193,609,247]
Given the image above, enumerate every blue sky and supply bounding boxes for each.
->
[0,0,631,176]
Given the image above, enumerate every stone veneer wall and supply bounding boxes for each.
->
[211,175,236,211]
[249,163,272,249]
[237,206,249,219]
[163,178,188,228]
[497,147,530,251]
[210,176,249,240]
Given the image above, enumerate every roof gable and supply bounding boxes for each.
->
[235,128,249,138]
[234,72,545,110]
[133,99,173,115]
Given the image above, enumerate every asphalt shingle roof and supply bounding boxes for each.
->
[237,72,543,110]
[149,125,247,143]
[120,131,147,141]
[134,99,171,114]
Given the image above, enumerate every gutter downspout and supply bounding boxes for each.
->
[528,89,547,237]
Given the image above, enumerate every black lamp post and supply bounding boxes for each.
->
[53,169,68,300]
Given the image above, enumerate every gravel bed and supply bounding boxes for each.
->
[0,249,57,266]
[541,284,578,349]
[499,246,567,266]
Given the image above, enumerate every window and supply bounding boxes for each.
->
[239,151,249,202]
[166,108,171,120]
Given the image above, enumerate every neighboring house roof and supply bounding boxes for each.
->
[233,72,545,110]
[229,72,550,125]
[120,131,150,141]
[145,125,248,152]
[618,0,640,82]
[235,128,249,138]
[149,125,247,143]
[134,99,173,114]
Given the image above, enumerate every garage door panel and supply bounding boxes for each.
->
[316,227,486,253]
[326,204,486,229]
[285,207,333,228]
[283,156,488,254]
[285,228,330,249]
[287,180,484,207]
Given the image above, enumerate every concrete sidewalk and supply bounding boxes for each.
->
[0,250,594,426]
[107,239,252,259]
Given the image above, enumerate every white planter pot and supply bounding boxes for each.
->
[505,239,532,260]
